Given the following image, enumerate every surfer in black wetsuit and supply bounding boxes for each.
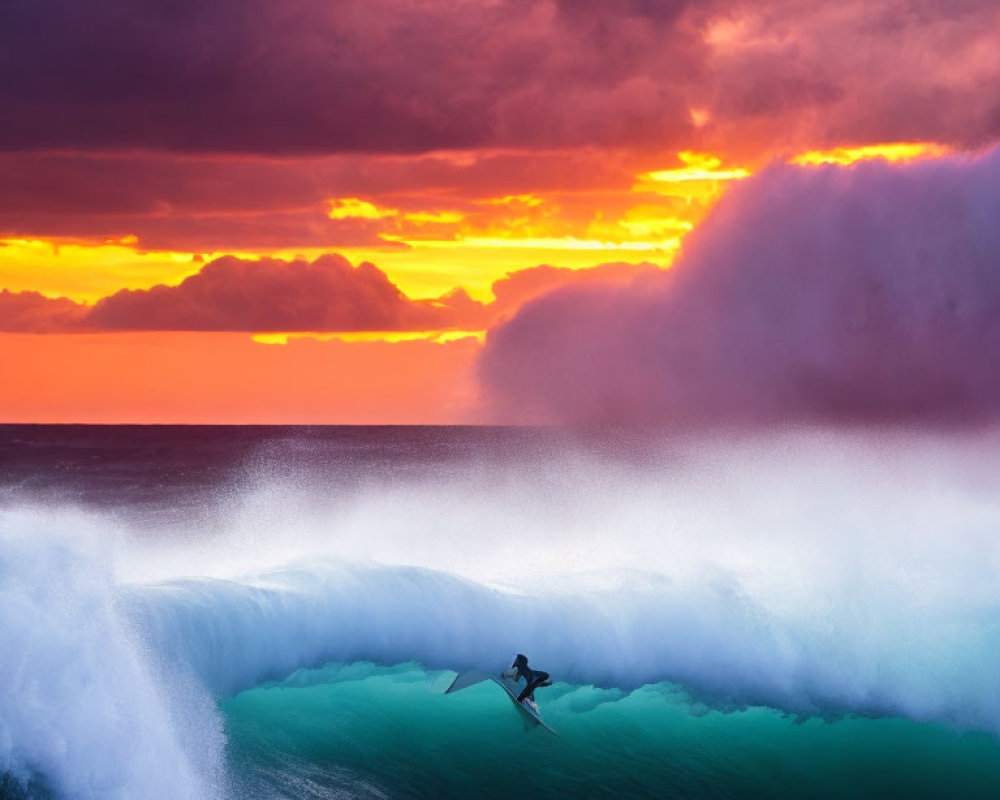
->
[502,653,551,708]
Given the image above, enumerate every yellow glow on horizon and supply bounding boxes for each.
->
[480,194,544,207]
[381,235,672,252]
[328,197,466,226]
[337,242,671,302]
[0,238,204,302]
[0,235,670,305]
[645,152,750,183]
[252,330,485,345]
[618,218,694,238]
[328,198,398,220]
[404,210,466,224]
[791,142,951,166]
[433,330,486,343]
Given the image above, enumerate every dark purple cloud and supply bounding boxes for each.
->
[0,209,404,253]
[0,150,639,251]
[0,290,88,332]
[5,0,998,157]
[479,143,1000,426]
[86,254,459,331]
[0,0,700,154]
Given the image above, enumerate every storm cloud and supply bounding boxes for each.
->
[3,0,999,157]
[0,0,699,154]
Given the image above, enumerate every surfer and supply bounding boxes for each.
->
[502,654,551,711]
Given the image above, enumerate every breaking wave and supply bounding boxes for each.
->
[4,429,1000,797]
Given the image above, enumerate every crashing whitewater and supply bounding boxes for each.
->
[4,430,1000,798]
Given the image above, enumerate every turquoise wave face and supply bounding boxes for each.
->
[222,663,1000,800]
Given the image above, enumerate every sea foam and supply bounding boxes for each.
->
[0,511,226,800]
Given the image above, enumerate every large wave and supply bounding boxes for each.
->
[4,429,1000,797]
[124,555,1000,731]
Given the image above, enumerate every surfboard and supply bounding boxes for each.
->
[443,670,558,735]
[444,670,490,693]
[491,676,558,735]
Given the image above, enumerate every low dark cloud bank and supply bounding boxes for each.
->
[479,145,1000,426]
[86,254,450,332]
[0,291,87,333]
[0,255,454,332]
[0,256,656,333]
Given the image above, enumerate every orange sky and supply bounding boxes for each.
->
[1,333,481,424]
[0,149,731,303]
[0,143,953,303]
[0,143,956,423]
[5,0,997,422]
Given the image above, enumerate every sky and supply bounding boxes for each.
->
[3,0,1000,424]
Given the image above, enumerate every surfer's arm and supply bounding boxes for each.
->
[500,667,518,680]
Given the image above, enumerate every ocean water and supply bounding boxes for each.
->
[3,424,1000,799]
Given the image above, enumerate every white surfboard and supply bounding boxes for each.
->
[444,670,491,693]
[491,676,558,735]
[443,670,558,735]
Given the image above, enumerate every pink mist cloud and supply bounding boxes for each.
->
[480,143,1000,426]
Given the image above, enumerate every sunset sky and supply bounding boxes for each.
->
[3,0,1000,423]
